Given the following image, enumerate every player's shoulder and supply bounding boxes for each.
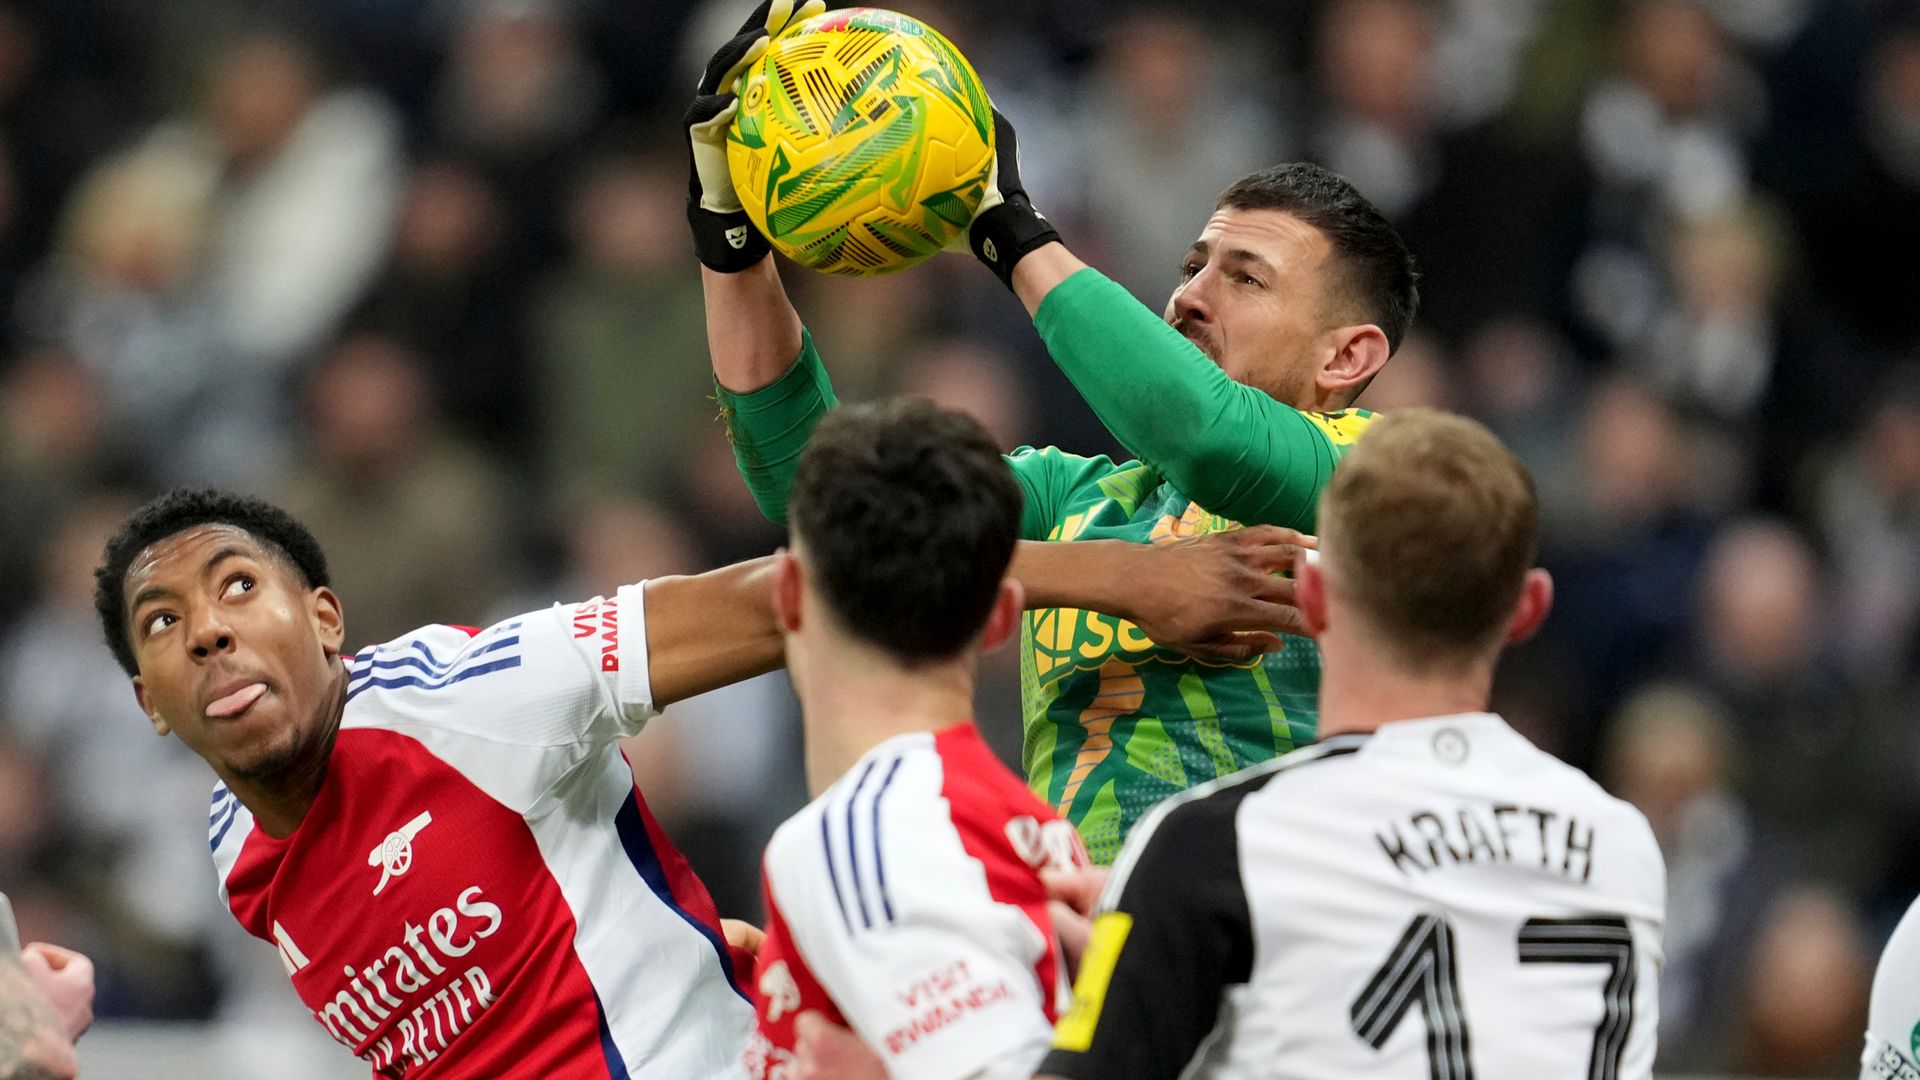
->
[1378,714,1664,888]
[767,732,943,878]
[765,732,960,943]
[928,724,1048,808]
[208,781,255,874]
[1006,444,1130,475]
[1298,407,1380,449]
[1184,732,1370,814]
[1472,718,1650,828]
[1114,735,1372,880]
[340,616,534,721]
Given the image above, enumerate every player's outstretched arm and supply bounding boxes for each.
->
[964,111,1347,531]
[642,556,784,707]
[1012,527,1313,663]
[689,0,834,524]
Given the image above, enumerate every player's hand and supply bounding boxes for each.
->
[21,943,93,1041]
[960,107,1062,288]
[686,0,825,272]
[721,918,765,958]
[1042,866,1110,977]
[793,1010,888,1080]
[1128,525,1317,663]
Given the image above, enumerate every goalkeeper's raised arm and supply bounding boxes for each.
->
[964,112,1422,530]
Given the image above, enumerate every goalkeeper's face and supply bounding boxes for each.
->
[1166,208,1351,409]
[124,524,346,785]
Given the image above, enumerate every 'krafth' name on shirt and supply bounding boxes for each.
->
[1374,803,1597,882]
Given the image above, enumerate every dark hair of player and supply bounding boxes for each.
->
[94,489,331,677]
[787,399,1022,667]
[1318,408,1536,671]
[1217,162,1421,355]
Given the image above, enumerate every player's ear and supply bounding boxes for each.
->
[1297,553,1328,638]
[311,586,345,658]
[132,678,169,736]
[1506,568,1553,645]
[1320,324,1390,402]
[773,550,803,633]
[978,577,1024,654]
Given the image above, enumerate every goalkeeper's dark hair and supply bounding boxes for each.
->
[1218,163,1420,353]
[788,399,1022,666]
[95,489,331,676]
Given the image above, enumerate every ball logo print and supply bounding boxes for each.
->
[368,810,434,896]
[727,7,995,275]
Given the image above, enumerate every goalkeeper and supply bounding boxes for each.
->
[687,0,1419,863]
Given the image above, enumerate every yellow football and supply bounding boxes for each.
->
[727,8,995,276]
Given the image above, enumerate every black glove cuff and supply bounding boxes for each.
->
[689,204,772,273]
[968,197,1060,290]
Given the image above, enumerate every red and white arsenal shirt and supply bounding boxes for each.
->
[208,583,751,1078]
[746,723,1088,1080]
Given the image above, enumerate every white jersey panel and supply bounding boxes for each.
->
[335,582,656,815]
[1046,714,1666,1080]
[1864,897,1920,1079]
[527,745,752,1078]
[1224,715,1664,1080]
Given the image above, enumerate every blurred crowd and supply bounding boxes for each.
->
[0,0,1914,1074]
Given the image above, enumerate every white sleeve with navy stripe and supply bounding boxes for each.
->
[763,733,1057,1080]
[336,584,656,813]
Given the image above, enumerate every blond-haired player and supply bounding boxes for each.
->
[1038,410,1667,1080]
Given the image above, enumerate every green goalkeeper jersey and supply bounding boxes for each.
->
[717,268,1376,862]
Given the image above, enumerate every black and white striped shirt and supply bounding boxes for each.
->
[1041,713,1666,1080]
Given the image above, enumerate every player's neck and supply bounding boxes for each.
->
[223,664,349,838]
[795,645,977,798]
[1314,636,1495,739]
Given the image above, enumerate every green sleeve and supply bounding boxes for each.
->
[1005,446,1121,541]
[1032,268,1367,530]
[714,328,838,525]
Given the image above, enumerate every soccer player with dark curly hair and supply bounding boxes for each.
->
[91,480,1305,1078]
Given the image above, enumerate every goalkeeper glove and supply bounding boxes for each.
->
[965,108,1061,289]
[685,0,825,272]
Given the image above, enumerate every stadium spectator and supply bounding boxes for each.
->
[1814,374,1920,688]
[1602,682,1788,1072]
[1534,378,1719,753]
[533,149,714,507]
[199,30,402,377]
[1686,520,1892,892]
[1728,886,1872,1078]
[272,332,511,648]
[1078,8,1285,302]
[15,138,233,483]
[346,159,532,456]
[430,0,605,269]
[0,350,119,625]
